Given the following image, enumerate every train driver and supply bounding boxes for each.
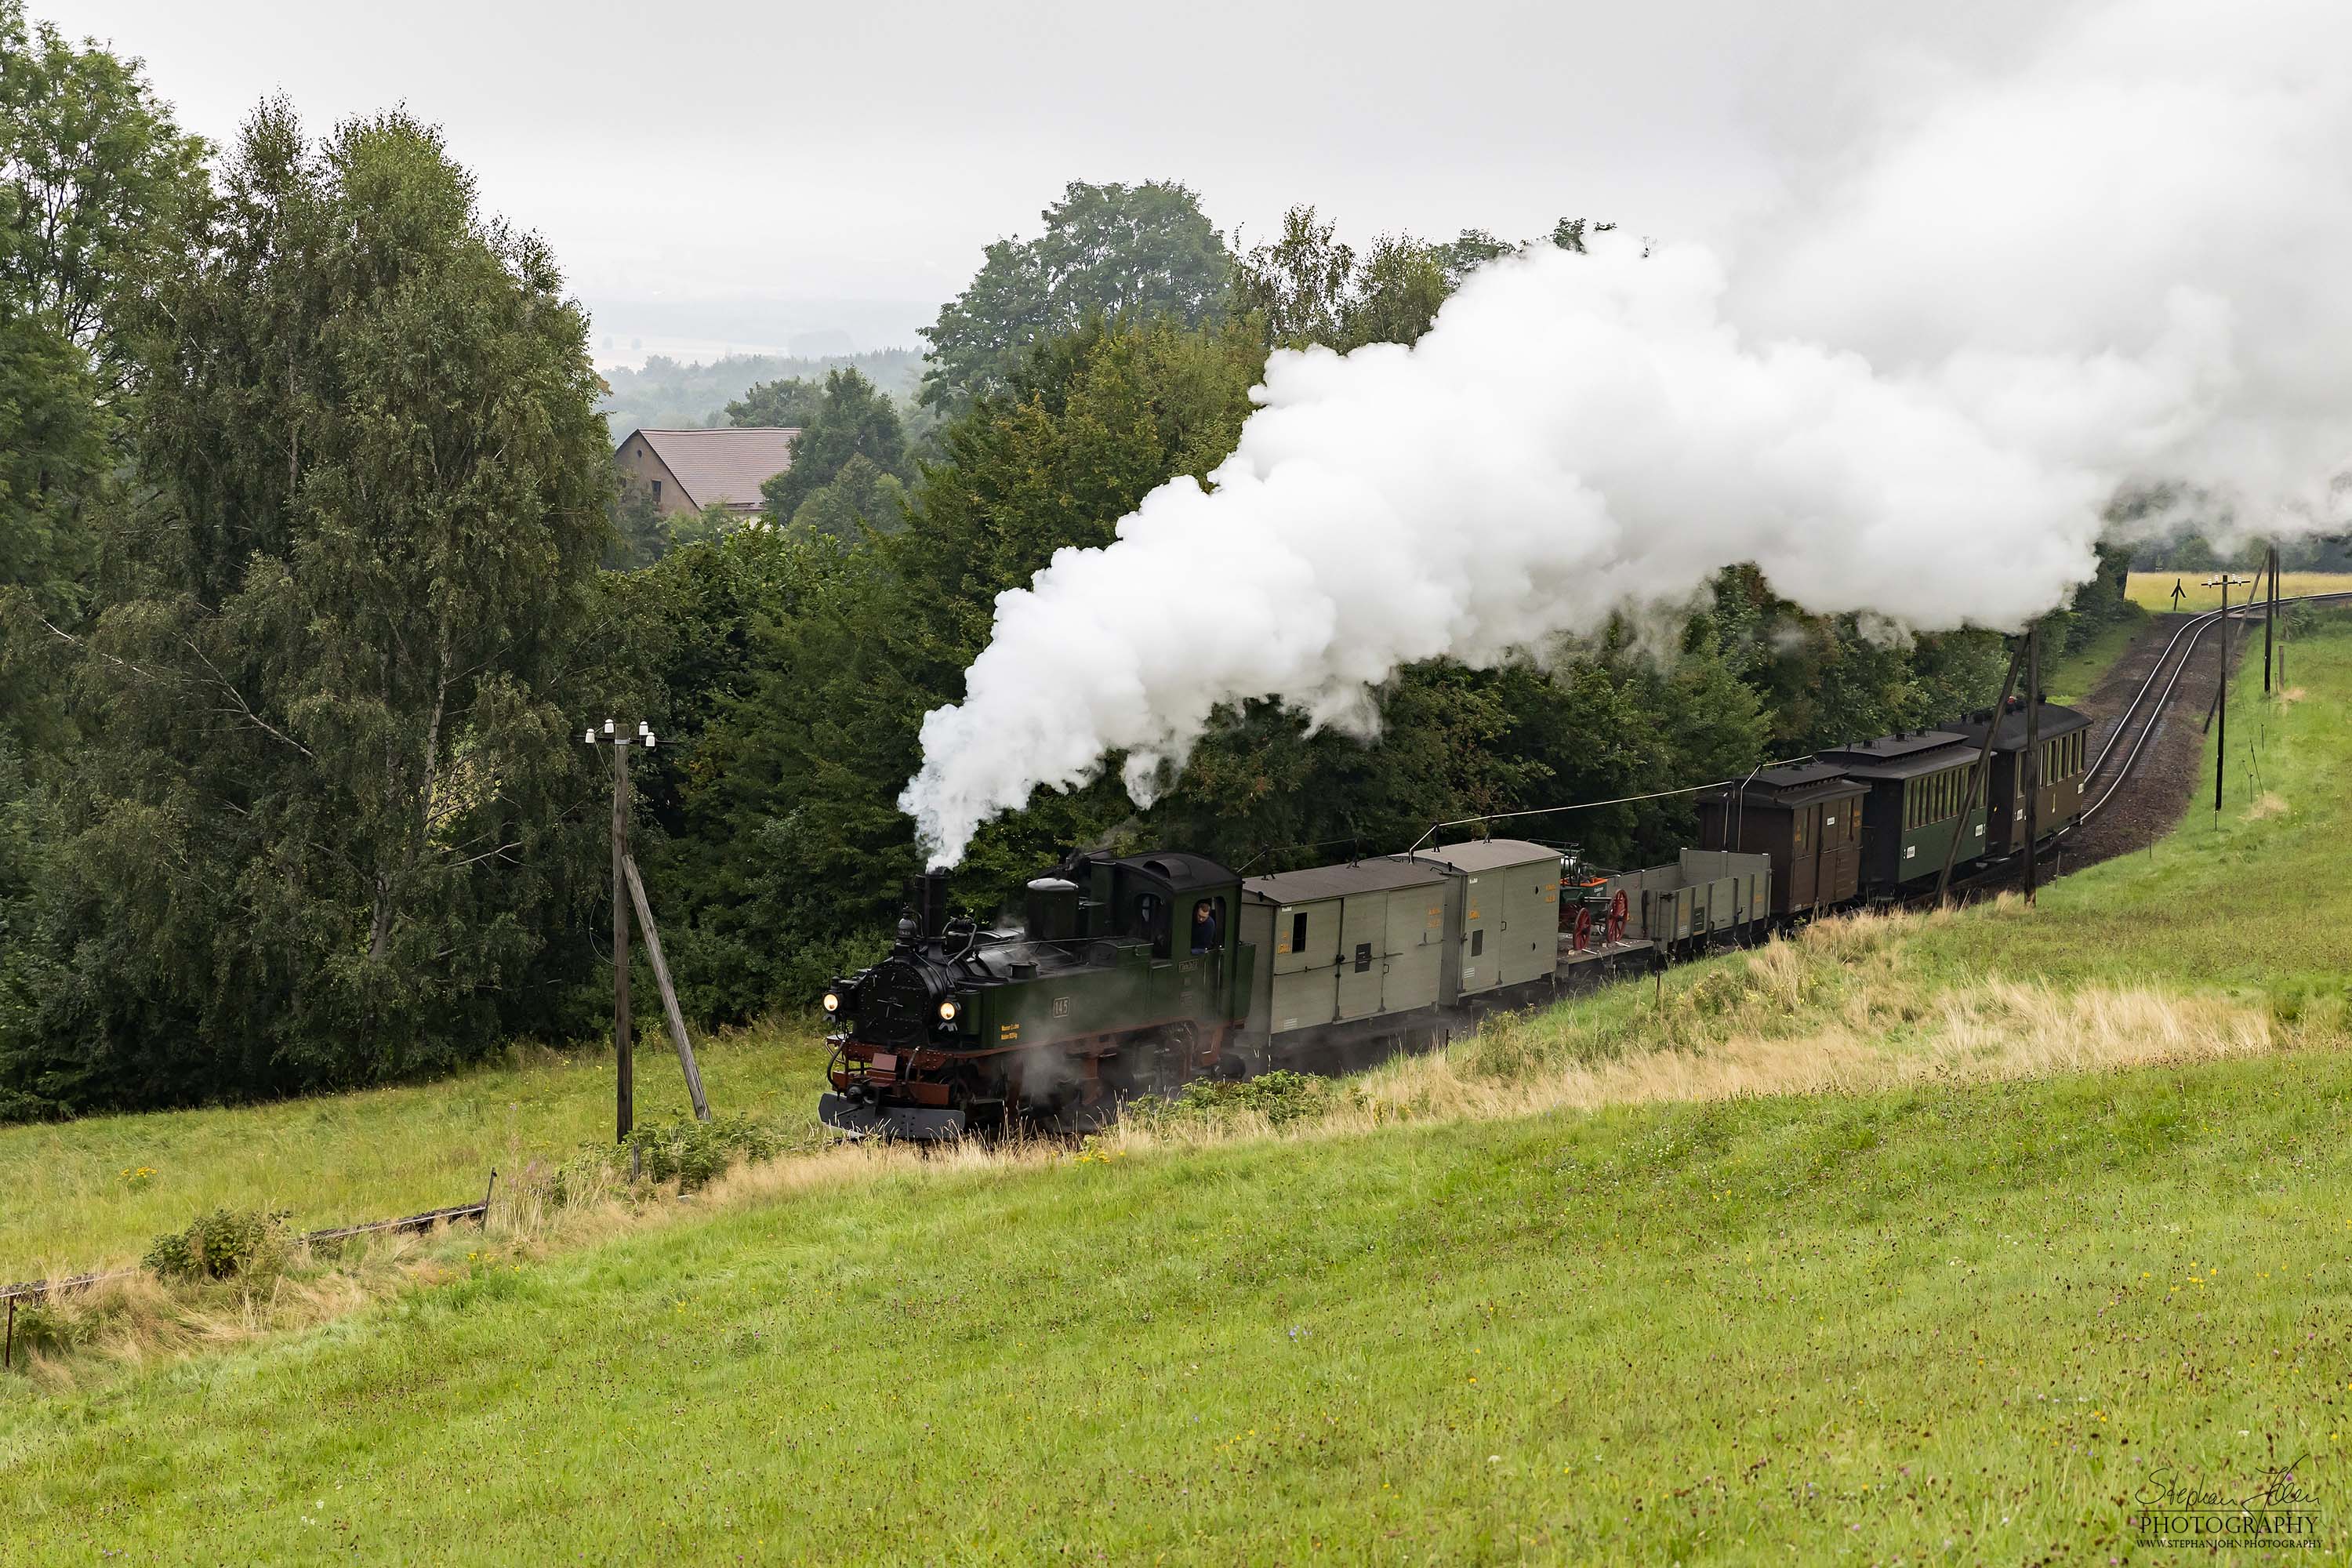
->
[1190,898,1222,955]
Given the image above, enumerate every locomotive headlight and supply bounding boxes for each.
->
[938,1000,958,1022]
[822,991,840,1014]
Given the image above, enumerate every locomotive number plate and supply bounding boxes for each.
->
[1052,996,1070,1018]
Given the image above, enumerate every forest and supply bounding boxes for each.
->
[0,5,2137,1120]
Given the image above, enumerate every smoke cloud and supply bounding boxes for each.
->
[902,0,2352,864]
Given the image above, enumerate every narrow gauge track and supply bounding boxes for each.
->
[2070,589,2352,829]
[1902,588,2349,909]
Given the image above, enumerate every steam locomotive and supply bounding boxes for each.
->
[818,695,2093,1139]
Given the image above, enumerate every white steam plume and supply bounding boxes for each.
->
[903,0,2352,865]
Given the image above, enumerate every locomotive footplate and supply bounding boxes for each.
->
[818,1092,968,1142]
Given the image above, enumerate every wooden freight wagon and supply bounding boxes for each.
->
[1240,858,1451,1040]
[1697,763,1865,920]
[1403,838,1561,996]
[1587,849,1773,954]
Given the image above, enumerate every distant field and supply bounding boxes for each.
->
[2126,568,2352,612]
[0,1023,829,1282]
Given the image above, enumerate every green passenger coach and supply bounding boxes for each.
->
[1816,730,1992,888]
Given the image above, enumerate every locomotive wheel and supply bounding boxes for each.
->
[1571,906,1592,953]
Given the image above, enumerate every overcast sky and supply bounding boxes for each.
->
[41,0,2067,361]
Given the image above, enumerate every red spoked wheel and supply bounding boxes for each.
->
[1607,889,1628,944]
[1572,906,1592,953]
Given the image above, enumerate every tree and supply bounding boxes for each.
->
[0,2,209,742]
[7,103,612,1114]
[760,366,911,522]
[1336,236,1453,350]
[725,376,824,430]
[918,180,1232,416]
[604,482,666,570]
[1233,210,1457,352]
[0,2,208,368]
[1230,205,1353,349]
[1234,208,1618,353]
[787,454,909,541]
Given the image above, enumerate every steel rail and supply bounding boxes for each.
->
[2082,605,2227,780]
[2071,589,2352,829]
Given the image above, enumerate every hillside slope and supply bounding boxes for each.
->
[6,1051,2349,1563]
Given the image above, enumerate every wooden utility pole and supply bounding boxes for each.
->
[1937,634,2026,908]
[586,719,710,1140]
[612,728,631,1141]
[2202,575,2250,819]
[2264,546,2278,694]
[2023,625,2042,904]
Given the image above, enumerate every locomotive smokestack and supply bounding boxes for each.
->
[905,869,950,941]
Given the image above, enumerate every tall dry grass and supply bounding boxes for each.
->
[1095,905,2289,1156]
[8,906,2301,1392]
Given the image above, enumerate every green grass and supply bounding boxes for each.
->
[4,1053,2349,1563]
[2042,604,2147,704]
[1907,610,2352,1004]
[0,1023,829,1282]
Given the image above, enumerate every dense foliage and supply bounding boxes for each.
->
[917,180,1232,416]
[756,366,914,536]
[0,24,2154,1120]
[2,100,615,1114]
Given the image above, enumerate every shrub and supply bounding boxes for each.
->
[143,1207,290,1283]
[554,1113,782,1203]
[1128,1069,1336,1131]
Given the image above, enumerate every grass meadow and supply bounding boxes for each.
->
[0,1024,829,1284]
[4,615,2351,1563]
[5,1055,2349,1562]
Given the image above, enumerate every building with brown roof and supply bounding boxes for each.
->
[615,427,798,517]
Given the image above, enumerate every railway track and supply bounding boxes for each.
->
[1880,588,2347,908]
[2068,588,2352,833]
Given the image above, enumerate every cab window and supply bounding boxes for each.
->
[1132,891,1170,959]
[1188,896,1226,956]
